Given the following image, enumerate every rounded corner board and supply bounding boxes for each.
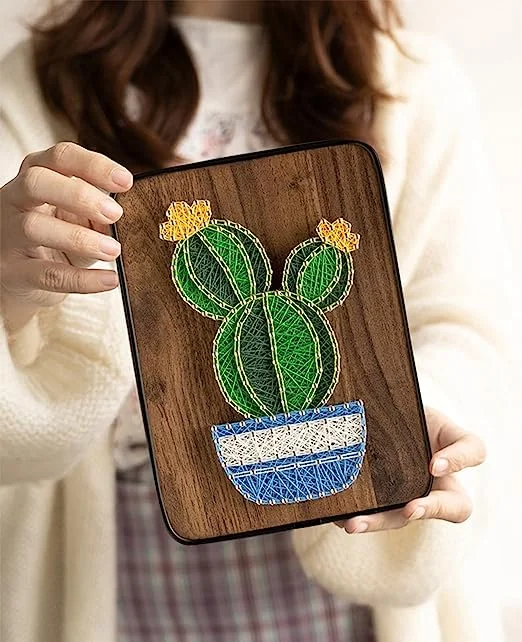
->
[114,141,432,544]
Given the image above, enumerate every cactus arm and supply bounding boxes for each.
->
[172,242,231,320]
[161,203,273,319]
[295,244,343,307]
[296,245,354,312]
[282,219,359,312]
[283,237,352,312]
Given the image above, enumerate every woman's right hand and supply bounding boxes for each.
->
[0,142,133,331]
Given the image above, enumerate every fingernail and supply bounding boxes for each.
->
[99,237,121,257]
[100,272,119,287]
[352,521,368,534]
[409,507,426,521]
[111,167,133,188]
[100,198,123,221]
[432,458,449,476]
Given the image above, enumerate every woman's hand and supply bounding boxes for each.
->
[336,407,486,533]
[0,142,133,331]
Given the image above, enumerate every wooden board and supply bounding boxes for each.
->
[114,141,432,543]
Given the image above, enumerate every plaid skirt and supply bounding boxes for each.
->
[117,463,375,642]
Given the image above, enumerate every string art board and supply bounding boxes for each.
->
[114,141,432,544]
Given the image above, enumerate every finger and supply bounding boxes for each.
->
[342,509,408,534]
[12,210,121,261]
[9,167,123,224]
[431,432,486,477]
[11,259,119,294]
[56,208,111,238]
[53,211,102,268]
[21,142,133,192]
[54,209,111,267]
[403,478,473,524]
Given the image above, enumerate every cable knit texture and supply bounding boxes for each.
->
[0,30,512,642]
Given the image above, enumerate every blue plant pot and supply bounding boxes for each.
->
[211,400,366,505]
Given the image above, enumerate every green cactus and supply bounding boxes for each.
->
[160,200,359,417]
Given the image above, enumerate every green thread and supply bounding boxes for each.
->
[200,226,252,302]
[283,237,353,312]
[172,242,229,319]
[213,302,266,417]
[317,253,353,311]
[213,292,336,416]
[283,293,323,409]
[186,234,238,309]
[291,297,339,406]
[235,297,274,415]
[262,293,289,412]
[296,244,342,306]
[213,220,272,294]
[183,240,235,312]
[170,219,272,319]
[282,237,319,294]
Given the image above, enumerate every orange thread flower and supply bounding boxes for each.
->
[316,218,360,253]
[159,200,212,242]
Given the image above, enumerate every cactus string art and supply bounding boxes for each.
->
[160,200,367,505]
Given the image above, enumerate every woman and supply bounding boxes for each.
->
[0,1,507,641]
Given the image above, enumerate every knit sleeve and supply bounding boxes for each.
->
[0,104,134,486]
[291,35,516,607]
[0,291,134,485]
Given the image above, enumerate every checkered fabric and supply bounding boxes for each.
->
[117,463,375,642]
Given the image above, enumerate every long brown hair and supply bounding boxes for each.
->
[33,1,401,172]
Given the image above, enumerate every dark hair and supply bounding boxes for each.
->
[33,0,401,172]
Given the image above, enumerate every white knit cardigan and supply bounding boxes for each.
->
[0,33,512,642]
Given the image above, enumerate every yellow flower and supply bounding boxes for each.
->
[316,218,360,253]
[159,200,212,242]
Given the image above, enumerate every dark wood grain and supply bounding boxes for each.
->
[115,142,431,542]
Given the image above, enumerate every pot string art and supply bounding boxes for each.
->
[160,200,367,504]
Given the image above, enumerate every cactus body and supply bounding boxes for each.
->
[171,219,272,320]
[160,204,359,417]
[214,291,338,417]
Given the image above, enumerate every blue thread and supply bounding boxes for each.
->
[211,400,366,505]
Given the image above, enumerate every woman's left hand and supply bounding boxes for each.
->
[336,407,487,534]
